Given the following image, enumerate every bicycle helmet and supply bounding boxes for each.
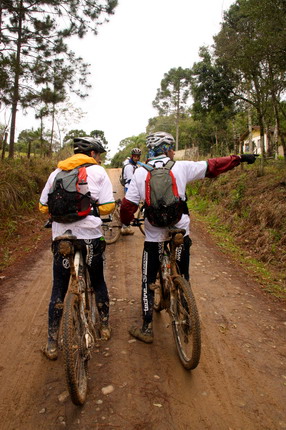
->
[74,136,106,154]
[131,147,142,155]
[146,132,175,149]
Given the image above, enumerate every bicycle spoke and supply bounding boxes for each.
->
[172,277,201,370]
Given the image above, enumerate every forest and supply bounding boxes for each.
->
[0,0,285,164]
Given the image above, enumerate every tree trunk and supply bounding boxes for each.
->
[8,0,23,159]
[27,140,31,159]
[1,132,8,160]
[175,90,180,151]
[258,113,265,175]
[50,105,55,155]
[247,106,253,152]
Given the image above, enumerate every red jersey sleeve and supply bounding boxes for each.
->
[206,155,241,178]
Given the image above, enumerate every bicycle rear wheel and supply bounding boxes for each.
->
[62,292,88,405]
[101,208,122,244]
[171,277,201,370]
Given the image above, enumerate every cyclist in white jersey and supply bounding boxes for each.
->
[39,137,115,359]
[120,131,257,343]
[121,147,142,235]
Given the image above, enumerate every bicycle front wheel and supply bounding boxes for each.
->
[153,272,165,312]
[101,208,122,244]
[138,204,145,236]
[171,277,201,370]
[62,292,88,405]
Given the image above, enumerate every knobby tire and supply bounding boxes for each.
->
[138,205,145,236]
[172,276,201,370]
[102,207,122,244]
[62,292,88,405]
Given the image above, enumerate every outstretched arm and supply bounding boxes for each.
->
[206,154,257,178]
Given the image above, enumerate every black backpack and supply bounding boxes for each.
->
[48,164,94,223]
[119,161,136,187]
[143,160,185,227]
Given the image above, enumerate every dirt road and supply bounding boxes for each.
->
[0,168,285,430]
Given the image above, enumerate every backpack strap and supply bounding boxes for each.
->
[140,162,154,172]
[164,160,175,170]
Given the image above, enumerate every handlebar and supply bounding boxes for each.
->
[130,218,144,227]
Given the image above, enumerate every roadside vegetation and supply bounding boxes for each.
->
[187,161,286,300]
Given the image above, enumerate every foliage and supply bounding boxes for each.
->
[110,133,147,167]
[0,0,118,157]
[16,128,50,157]
[213,0,286,159]
[152,67,193,150]
[0,158,54,218]
[187,161,286,298]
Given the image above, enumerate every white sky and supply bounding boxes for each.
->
[1,0,234,157]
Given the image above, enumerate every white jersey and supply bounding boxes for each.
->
[125,156,208,242]
[123,162,137,191]
[40,164,114,240]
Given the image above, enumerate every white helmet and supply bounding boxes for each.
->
[146,132,175,149]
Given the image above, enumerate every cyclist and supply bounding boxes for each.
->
[120,131,257,343]
[121,147,142,235]
[39,136,115,360]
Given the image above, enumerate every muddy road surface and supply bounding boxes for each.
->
[0,168,285,430]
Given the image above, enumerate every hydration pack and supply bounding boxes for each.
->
[48,164,94,223]
[119,160,136,187]
[143,160,185,227]
[119,164,127,186]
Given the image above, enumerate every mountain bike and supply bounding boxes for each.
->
[101,198,122,244]
[136,200,145,236]
[101,198,145,243]
[152,228,201,370]
[55,230,98,405]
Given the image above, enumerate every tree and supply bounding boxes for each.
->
[0,0,118,158]
[190,46,238,155]
[110,133,146,167]
[16,127,50,157]
[213,0,286,161]
[152,67,192,150]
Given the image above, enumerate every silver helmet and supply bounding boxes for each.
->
[146,132,175,149]
[131,147,142,155]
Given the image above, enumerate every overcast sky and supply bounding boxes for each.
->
[2,0,235,157]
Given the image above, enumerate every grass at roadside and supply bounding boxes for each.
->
[187,162,286,301]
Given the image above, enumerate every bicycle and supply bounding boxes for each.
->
[151,228,201,370]
[101,197,122,244]
[136,200,145,236]
[54,230,98,405]
[101,198,145,243]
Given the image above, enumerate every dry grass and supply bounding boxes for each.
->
[187,161,286,297]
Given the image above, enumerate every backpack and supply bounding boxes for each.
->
[119,160,137,187]
[143,160,185,228]
[48,164,94,223]
[119,164,127,186]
